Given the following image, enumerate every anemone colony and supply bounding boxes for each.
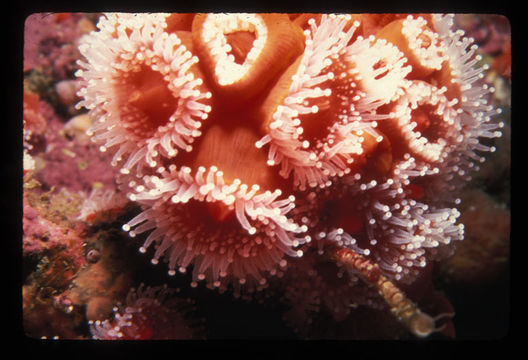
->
[76,13,503,336]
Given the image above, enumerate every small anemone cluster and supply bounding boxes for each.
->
[75,13,502,298]
[89,284,200,339]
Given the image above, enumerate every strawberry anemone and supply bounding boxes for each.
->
[89,284,200,339]
[377,80,461,164]
[257,15,411,190]
[122,125,310,290]
[76,13,213,176]
[293,157,464,283]
[286,14,501,286]
[77,13,504,336]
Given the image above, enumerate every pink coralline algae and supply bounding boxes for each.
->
[23,194,85,260]
[30,112,120,193]
[24,13,96,78]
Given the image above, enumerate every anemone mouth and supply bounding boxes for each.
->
[410,104,446,144]
[224,30,258,65]
[115,65,178,138]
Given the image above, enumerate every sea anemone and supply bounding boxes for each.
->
[425,14,503,199]
[378,80,461,164]
[375,16,447,79]
[121,161,309,292]
[89,284,201,339]
[257,15,411,190]
[76,13,213,176]
[76,13,504,337]
[292,156,464,284]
